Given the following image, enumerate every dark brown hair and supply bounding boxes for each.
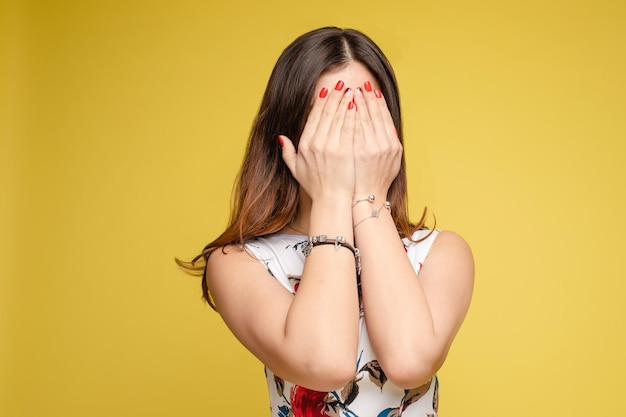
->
[177,27,429,309]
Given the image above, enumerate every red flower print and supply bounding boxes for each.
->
[290,385,330,417]
[288,276,301,293]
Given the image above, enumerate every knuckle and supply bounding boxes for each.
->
[367,147,381,158]
[308,141,323,154]
[298,142,311,155]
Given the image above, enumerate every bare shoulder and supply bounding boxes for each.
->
[431,230,473,259]
[206,244,254,273]
[205,245,257,287]
[422,230,475,287]
[205,242,294,318]
[205,244,271,312]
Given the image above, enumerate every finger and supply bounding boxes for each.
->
[373,88,399,140]
[299,85,331,147]
[340,94,356,145]
[278,135,297,177]
[327,88,354,143]
[315,80,349,138]
[361,82,387,141]
[353,94,365,146]
[371,89,403,168]
[354,87,376,145]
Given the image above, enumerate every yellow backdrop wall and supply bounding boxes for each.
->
[2,0,625,416]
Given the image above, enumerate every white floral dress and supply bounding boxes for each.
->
[245,229,440,417]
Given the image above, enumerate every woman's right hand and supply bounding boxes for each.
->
[279,81,356,202]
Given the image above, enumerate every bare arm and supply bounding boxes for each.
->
[352,84,474,388]
[206,81,361,391]
[206,214,359,391]
[355,224,474,388]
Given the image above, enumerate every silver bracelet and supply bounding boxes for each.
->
[353,194,375,207]
[302,235,361,275]
[354,201,391,228]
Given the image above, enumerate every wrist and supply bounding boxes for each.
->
[352,191,388,209]
[352,195,392,229]
[312,194,354,211]
[309,196,355,242]
[353,189,388,202]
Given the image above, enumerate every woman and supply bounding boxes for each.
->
[179,27,474,417]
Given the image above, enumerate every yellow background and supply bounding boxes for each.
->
[2,0,625,415]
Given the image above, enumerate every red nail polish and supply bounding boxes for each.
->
[348,101,354,110]
[335,80,344,90]
[319,87,328,98]
[364,81,372,92]
[374,89,382,98]
[277,136,284,147]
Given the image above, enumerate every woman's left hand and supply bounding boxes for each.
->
[352,83,402,200]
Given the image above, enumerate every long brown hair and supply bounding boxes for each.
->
[177,27,429,309]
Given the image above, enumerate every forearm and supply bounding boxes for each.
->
[354,203,441,384]
[283,197,360,383]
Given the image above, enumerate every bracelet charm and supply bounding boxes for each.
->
[354,201,391,228]
[302,235,361,275]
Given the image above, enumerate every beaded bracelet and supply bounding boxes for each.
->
[302,235,362,275]
[353,194,376,207]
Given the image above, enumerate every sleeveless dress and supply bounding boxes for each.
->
[244,229,440,417]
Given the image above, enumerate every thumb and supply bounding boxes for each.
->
[278,135,297,176]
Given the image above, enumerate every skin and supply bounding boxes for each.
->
[206,62,474,391]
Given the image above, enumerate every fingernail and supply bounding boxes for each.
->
[355,87,363,96]
[374,89,382,98]
[345,88,352,97]
[364,81,372,92]
[319,87,328,98]
[348,101,355,110]
[277,136,284,147]
[335,80,344,90]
